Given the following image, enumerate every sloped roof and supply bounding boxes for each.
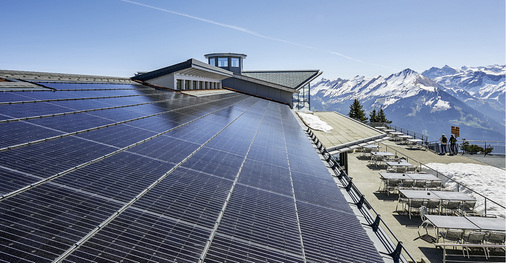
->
[242,70,322,90]
[0,76,385,262]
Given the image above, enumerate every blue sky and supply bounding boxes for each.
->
[1,0,504,79]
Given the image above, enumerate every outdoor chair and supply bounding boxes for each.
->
[407,199,425,219]
[425,199,440,214]
[486,231,505,245]
[428,180,442,189]
[413,180,427,189]
[417,206,434,237]
[442,200,461,216]
[460,200,476,215]
[463,231,488,258]
[386,179,401,195]
[399,179,414,189]
[396,196,408,212]
[440,228,465,255]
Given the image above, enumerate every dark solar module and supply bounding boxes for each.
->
[238,159,292,195]
[133,167,233,228]
[0,92,31,103]
[82,107,149,122]
[124,115,181,133]
[0,102,71,119]
[41,83,141,90]
[76,124,157,148]
[181,147,245,180]
[247,141,288,167]
[0,183,124,262]
[0,121,64,148]
[0,167,40,195]
[297,202,384,263]
[53,152,176,203]
[27,112,114,133]
[291,171,353,211]
[125,135,201,164]
[0,136,117,177]
[205,235,304,263]
[287,153,330,178]
[217,185,302,255]
[63,208,211,263]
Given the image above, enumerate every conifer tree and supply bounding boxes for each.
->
[369,109,378,123]
[348,99,368,122]
[377,108,392,123]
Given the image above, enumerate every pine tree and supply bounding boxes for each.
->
[377,108,392,123]
[369,109,378,123]
[348,99,368,122]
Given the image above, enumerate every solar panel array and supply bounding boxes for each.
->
[0,82,383,262]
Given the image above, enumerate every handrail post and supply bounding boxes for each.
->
[369,214,381,232]
[388,242,403,263]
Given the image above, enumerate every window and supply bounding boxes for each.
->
[231,58,240,68]
[218,58,228,67]
[209,58,216,66]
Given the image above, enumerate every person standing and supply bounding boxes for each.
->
[449,134,457,155]
[440,134,448,155]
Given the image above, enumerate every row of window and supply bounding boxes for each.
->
[176,79,220,90]
[209,57,240,68]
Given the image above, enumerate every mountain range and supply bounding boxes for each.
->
[310,65,505,142]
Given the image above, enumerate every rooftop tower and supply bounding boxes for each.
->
[204,53,247,74]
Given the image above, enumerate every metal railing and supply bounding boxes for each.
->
[306,128,416,263]
[427,140,505,156]
[369,122,429,143]
[382,144,506,217]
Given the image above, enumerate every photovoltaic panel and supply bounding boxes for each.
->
[237,159,292,195]
[76,123,157,148]
[52,152,176,203]
[41,83,142,90]
[62,208,211,263]
[205,235,304,263]
[181,147,245,180]
[133,167,233,229]
[296,202,383,262]
[0,167,40,195]
[0,136,117,177]
[0,121,64,148]
[0,102,72,119]
[0,183,125,263]
[27,112,114,133]
[216,185,303,255]
[0,80,386,263]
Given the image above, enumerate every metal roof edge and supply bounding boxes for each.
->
[295,70,323,90]
[0,69,134,83]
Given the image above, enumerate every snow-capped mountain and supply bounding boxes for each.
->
[422,65,505,127]
[310,66,505,141]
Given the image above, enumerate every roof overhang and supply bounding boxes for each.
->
[132,59,233,82]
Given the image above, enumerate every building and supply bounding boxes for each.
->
[0,54,403,262]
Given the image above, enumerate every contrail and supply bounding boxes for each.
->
[120,0,361,62]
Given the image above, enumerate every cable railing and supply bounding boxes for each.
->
[305,128,416,263]
[382,143,506,217]
[427,140,506,156]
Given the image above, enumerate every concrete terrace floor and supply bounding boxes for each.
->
[347,139,501,263]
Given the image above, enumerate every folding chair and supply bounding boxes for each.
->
[463,231,488,258]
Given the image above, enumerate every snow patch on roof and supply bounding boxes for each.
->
[298,112,333,133]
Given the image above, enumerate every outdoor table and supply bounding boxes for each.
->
[407,173,441,181]
[390,131,404,136]
[380,172,409,180]
[384,129,395,133]
[466,216,506,231]
[370,152,395,166]
[399,189,434,200]
[425,215,481,242]
[432,191,476,202]
[386,160,413,172]
[407,139,423,149]
[375,126,387,130]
